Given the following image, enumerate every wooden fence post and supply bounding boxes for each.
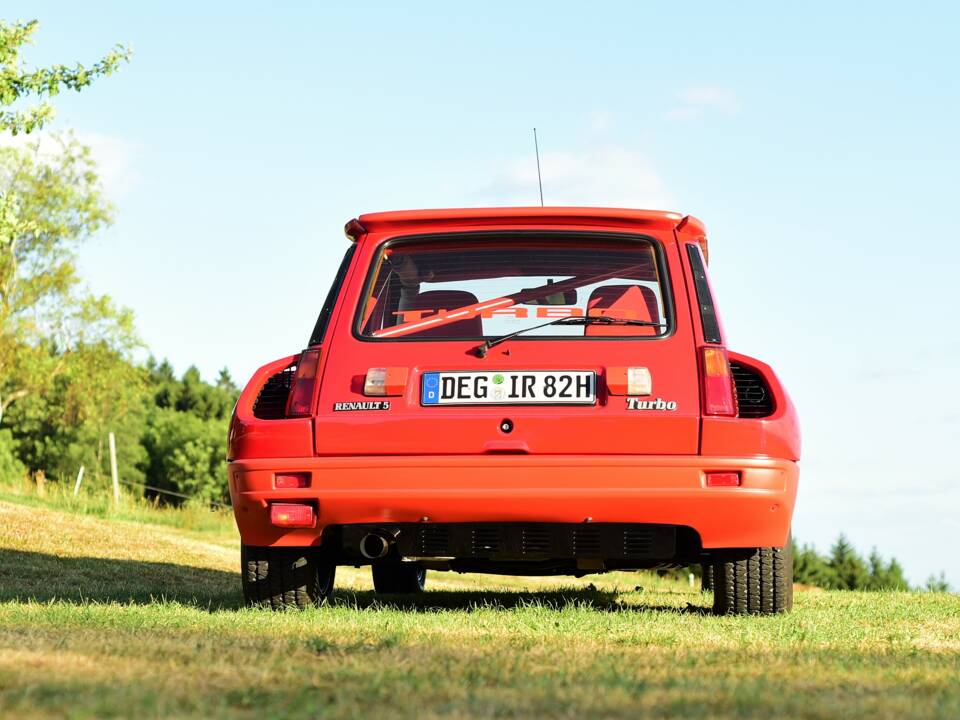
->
[73,466,85,497]
[108,432,120,504]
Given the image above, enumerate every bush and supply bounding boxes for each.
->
[139,407,229,505]
[0,428,26,481]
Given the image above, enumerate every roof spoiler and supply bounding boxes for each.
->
[675,215,709,264]
[344,218,366,242]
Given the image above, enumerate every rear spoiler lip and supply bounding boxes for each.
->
[675,215,709,264]
[353,207,687,235]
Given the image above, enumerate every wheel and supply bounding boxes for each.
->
[700,563,714,592]
[241,544,335,609]
[371,561,426,594]
[712,544,793,615]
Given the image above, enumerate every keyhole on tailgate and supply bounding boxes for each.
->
[499,419,514,434]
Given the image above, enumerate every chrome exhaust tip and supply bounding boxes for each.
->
[359,532,392,560]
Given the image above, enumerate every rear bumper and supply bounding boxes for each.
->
[228,454,798,551]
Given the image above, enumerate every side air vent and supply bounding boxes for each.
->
[252,365,296,419]
[471,526,501,556]
[521,527,551,557]
[730,362,775,419]
[572,526,601,556]
[416,525,451,557]
[623,528,655,558]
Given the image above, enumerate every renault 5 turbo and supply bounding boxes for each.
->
[227,207,800,615]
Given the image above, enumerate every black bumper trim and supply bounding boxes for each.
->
[338,522,677,561]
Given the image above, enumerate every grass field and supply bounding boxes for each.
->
[1,486,958,719]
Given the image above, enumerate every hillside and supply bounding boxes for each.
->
[1,497,958,719]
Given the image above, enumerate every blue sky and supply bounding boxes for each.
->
[6,2,960,586]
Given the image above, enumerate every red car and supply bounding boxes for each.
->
[228,207,800,615]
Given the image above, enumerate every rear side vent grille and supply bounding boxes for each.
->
[730,362,774,419]
[252,365,296,419]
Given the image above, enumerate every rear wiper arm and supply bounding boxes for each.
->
[474,316,666,358]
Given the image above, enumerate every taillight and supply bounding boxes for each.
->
[274,472,309,489]
[363,367,409,396]
[701,346,737,416]
[286,349,321,417]
[605,367,653,396]
[270,503,316,528]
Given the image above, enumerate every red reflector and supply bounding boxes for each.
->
[270,503,315,528]
[706,472,741,487]
[274,472,309,489]
[286,349,321,417]
[701,346,737,416]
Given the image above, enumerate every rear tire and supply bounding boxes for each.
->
[700,563,714,592]
[372,561,426,594]
[241,544,335,609]
[712,544,793,615]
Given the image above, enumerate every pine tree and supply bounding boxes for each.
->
[828,535,870,590]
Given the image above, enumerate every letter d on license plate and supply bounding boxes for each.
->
[421,371,595,406]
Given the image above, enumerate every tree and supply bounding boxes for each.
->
[828,535,871,590]
[925,573,951,593]
[1,138,139,428]
[793,540,839,588]
[137,360,239,504]
[866,548,909,590]
[139,407,229,504]
[1,19,130,135]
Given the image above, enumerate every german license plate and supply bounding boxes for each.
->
[421,371,596,406]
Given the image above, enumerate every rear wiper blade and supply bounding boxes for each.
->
[474,316,666,358]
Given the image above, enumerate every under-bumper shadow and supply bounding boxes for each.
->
[0,548,711,615]
[0,548,242,609]
[330,586,711,614]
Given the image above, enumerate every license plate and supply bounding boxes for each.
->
[421,371,596,406]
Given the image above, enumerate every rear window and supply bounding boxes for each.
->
[356,234,670,340]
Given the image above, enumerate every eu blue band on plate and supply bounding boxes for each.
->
[421,372,440,405]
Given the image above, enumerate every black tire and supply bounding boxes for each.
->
[241,544,335,609]
[712,544,793,615]
[700,563,714,592]
[371,561,426,594]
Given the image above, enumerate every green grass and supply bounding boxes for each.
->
[0,487,958,719]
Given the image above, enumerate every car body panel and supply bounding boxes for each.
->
[229,454,797,549]
[313,227,702,456]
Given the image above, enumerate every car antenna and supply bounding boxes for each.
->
[533,127,544,206]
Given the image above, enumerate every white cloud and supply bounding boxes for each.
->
[588,110,614,132]
[0,130,141,199]
[666,86,739,120]
[475,147,676,210]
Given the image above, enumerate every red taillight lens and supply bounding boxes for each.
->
[701,346,737,416]
[286,349,321,417]
[274,472,309,489]
[270,503,315,528]
[705,471,741,487]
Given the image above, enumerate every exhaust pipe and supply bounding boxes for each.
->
[359,531,394,560]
